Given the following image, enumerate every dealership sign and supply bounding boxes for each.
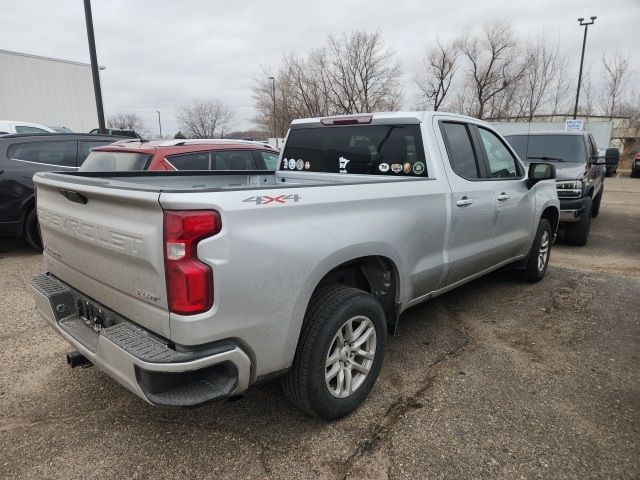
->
[565,119,585,131]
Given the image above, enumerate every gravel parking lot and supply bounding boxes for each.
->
[0,176,638,480]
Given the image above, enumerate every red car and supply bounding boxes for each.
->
[79,139,280,172]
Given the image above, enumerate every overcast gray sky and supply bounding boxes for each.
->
[1,0,639,135]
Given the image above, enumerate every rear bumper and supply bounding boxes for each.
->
[559,196,587,223]
[30,273,251,407]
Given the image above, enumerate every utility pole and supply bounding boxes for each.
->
[573,16,597,119]
[83,0,106,133]
[157,110,162,138]
[268,76,277,147]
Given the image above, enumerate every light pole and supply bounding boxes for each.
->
[268,76,277,147]
[156,110,162,139]
[572,16,597,119]
[83,0,106,133]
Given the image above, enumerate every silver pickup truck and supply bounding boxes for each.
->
[31,112,559,419]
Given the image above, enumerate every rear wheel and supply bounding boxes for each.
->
[514,218,552,283]
[564,196,592,246]
[23,208,42,250]
[281,285,386,420]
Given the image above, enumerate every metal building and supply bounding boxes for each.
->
[0,49,99,132]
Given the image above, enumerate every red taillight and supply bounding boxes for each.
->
[163,210,221,315]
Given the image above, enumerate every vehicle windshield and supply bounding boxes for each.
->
[281,124,427,176]
[506,134,586,163]
[80,150,151,171]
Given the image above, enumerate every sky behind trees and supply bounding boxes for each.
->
[1,0,638,135]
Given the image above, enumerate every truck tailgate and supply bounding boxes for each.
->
[34,174,170,338]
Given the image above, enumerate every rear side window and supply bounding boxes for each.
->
[7,141,77,167]
[440,122,479,179]
[166,150,259,171]
[258,150,280,170]
[212,151,257,170]
[79,151,151,171]
[80,140,112,162]
[167,152,210,170]
[281,125,427,176]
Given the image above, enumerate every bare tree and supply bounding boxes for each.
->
[175,99,236,138]
[415,39,460,111]
[106,112,144,132]
[253,30,401,133]
[549,59,572,115]
[325,31,402,114]
[599,51,631,119]
[459,22,529,119]
[518,36,564,120]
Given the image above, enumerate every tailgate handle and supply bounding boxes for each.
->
[59,189,88,204]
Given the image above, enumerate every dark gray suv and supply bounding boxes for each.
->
[0,133,125,248]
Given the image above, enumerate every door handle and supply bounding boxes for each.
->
[456,196,473,207]
[497,192,510,201]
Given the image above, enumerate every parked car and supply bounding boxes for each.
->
[0,120,56,135]
[0,133,125,248]
[89,128,140,138]
[631,152,640,178]
[505,131,618,246]
[79,139,281,172]
[30,111,559,419]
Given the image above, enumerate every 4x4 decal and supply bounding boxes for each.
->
[242,194,301,205]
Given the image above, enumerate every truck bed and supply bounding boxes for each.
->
[36,169,424,193]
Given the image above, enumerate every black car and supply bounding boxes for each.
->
[505,131,619,246]
[0,133,126,248]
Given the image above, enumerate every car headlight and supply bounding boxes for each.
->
[556,180,583,190]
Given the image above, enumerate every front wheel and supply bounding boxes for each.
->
[565,196,592,246]
[281,285,387,420]
[514,218,552,283]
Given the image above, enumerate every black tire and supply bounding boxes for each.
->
[564,196,592,246]
[591,189,603,218]
[23,208,42,250]
[514,218,552,283]
[281,285,387,420]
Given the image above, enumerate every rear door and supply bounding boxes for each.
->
[437,120,497,285]
[34,173,170,337]
[475,126,535,263]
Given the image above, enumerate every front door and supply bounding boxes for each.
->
[475,126,536,263]
[438,121,497,286]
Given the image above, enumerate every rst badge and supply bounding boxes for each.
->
[243,194,301,205]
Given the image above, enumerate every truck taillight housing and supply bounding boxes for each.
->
[163,210,221,315]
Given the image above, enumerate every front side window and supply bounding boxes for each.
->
[440,122,479,179]
[212,150,257,170]
[478,128,519,178]
[281,124,427,176]
[7,141,77,167]
[15,125,49,134]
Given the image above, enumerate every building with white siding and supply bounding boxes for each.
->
[0,49,100,132]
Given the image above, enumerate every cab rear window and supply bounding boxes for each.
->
[281,125,427,176]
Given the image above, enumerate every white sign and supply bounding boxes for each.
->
[565,119,584,131]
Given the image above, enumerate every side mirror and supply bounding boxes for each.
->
[527,162,556,188]
[604,148,620,166]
